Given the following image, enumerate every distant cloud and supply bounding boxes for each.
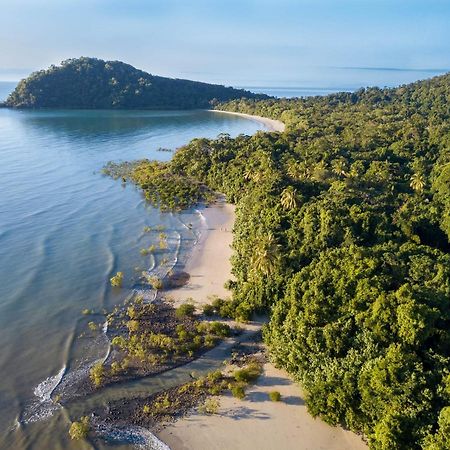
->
[333,66,449,73]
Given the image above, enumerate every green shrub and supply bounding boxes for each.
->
[211,297,224,311]
[69,416,90,440]
[233,363,262,383]
[231,385,246,399]
[207,370,223,382]
[110,271,123,287]
[199,398,220,414]
[176,303,196,318]
[90,362,105,387]
[110,361,121,375]
[204,334,218,347]
[269,391,281,402]
[209,321,231,337]
[202,303,215,316]
[126,320,139,333]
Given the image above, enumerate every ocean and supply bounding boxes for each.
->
[0,93,266,449]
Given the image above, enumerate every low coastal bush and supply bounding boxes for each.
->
[208,321,231,337]
[110,271,123,287]
[142,273,163,289]
[206,370,223,383]
[202,303,215,316]
[90,362,105,387]
[153,394,172,413]
[231,384,246,400]
[199,398,220,415]
[233,362,262,383]
[69,416,90,440]
[269,391,281,402]
[175,303,196,318]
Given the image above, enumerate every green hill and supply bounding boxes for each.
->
[4,57,267,109]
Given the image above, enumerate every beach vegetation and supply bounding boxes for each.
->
[110,271,123,287]
[175,303,196,318]
[231,384,246,400]
[202,303,215,316]
[269,391,281,402]
[233,363,262,383]
[69,416,90,440]
[90,362,106,387]
[199,398,220,415]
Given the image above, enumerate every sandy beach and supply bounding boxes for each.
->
[158,363,368,450]
[165,197,235,307]
[208,109,285,132]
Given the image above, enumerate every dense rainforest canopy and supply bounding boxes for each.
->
[4,57,266,109]
[111,73,450,449]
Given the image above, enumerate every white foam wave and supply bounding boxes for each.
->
[21,365,66,423]
[95,422,171,449]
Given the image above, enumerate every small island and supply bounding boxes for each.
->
[3,57,267,109]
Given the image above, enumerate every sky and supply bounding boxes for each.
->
[0,0,449,88]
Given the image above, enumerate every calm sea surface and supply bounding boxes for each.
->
[0,88,267,449]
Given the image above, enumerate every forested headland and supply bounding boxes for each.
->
[3,57,266,109]
[113,73,450,449]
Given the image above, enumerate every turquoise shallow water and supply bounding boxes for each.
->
[0,106,265,449]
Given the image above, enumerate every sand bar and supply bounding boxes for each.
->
[208,109,285,132]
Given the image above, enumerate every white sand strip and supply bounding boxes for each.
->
[208,109,285,132]
[165,198,235,306]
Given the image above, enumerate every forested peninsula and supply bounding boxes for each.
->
[3,57,266,109]
[113,73,450,449]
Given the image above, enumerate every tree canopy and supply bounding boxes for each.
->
[4,57,267,109]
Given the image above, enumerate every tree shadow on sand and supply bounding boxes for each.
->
[222,406,271,420]
[258,375,292,387]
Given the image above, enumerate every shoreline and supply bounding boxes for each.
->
[208,109,285,132]
[165,196,235,307]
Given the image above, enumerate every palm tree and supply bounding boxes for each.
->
[410,173,425,193]
[243,168,253,181]
[312,160,329,181]
[280,187,298,210]
[287,162,310,180]
[250,233,280,277]
[331,159,348,178]
[244,167,263,183]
